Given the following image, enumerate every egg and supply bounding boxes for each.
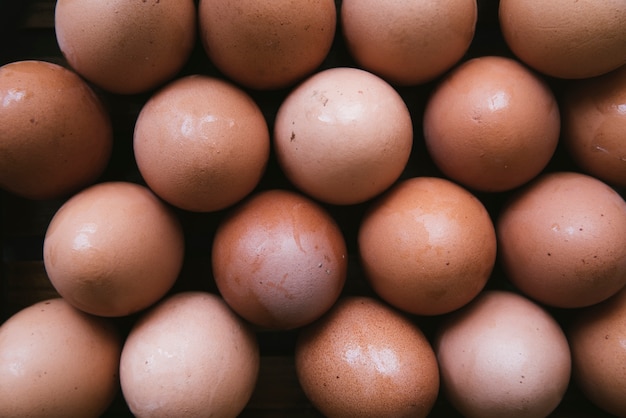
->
[567,286,626,417]
[119,291,259,418]
[273,67,413,205]
[54,0,196,94]
[43,181,185,317]
[341,0,477,85]
[358,176,496,316]
[497,171,626,308]
[434,290,571,418]
[295,296,440,418]
[0,60,112,200]
[133,75,270,212]
[212,189,347,330]
[423,55,560,192]
[499,0,626,79]
[0,298,122,417]
[198,0,336,90]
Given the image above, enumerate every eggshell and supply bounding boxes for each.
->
[0,298,122,418]
[274,67,413,205]
[295,296,439,418]
[55,0,196,94]
[568,286,626,417]
[423,55,560,192]
[434,290,571,418]
[499,0,626,79]
[119,291,259,418]
[341,0,477,85]
[358,177,496,316]
[133,75,270,212]
[497,171,626,308]
[43,181,185,317]
[212,189,347,330]
[0,60,112,200]
[198,0,336,90]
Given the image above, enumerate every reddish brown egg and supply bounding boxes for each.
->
[133,75,270,212]
[0,60,112,200]
[198,0,336,90]
[211,189,347,330]
[0,298,122,417]
[295,296,440,418]
[43,181,185,317]
[497,171,626,308]
[435,290,571,418]
[341,0,477,85]
[358,177,496,316]
[423,56,560,192]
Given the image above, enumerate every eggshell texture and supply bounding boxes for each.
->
[198,0,336,90]
[568,287,626,417]
[43,181,185,317]
[55,0,196,94]
[0,298,122,418]
[499,0,626,79]
[133,75,270,212]
[212,189,347,330]
[423,56,560,192]
[497,171,626,308]
[341,0,477,85]
[119,291,259,418]
[434,290,571,418]
[295,296,439,418]
[358,177,496,316]
[0,60,112,200]
[561,64,626,188]
[274,67,413,205]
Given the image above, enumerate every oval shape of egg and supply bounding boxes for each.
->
[120,291,259,418]
[499,0,626,79]
[561,65,626,188]
[435,290,571,418]
[341,0,477,86]
[568,287,626,418]
[295,296,440,418]
[55,0,196,94]
[43,181,185,317]
[274,67,413,205]
[423,56,560,192]
[134,75,270,212]
[0,298,121,418]
[497,171,626,308]
[0,60,112,200]
[198,0,336,90]
[212,189,347,330]
[358,177,496,316]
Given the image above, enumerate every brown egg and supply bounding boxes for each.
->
[55,0,196,94]
[568,286,626,417]
[435,290,571,418]
[212,189,347,330]
[295,296,440,418]
[134,75,270,213]
[198,0,336,90]
[43,181,185,317]
[423,56,560,192]
[341,0,477,86]
[0,298,121,418]
[0,60,112,200]
[499,0,626,79]
[561,64,626,188]
[358,177,496,316]
[119,291,259,418]
[497,171,626,308]
[274,67,413,205]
